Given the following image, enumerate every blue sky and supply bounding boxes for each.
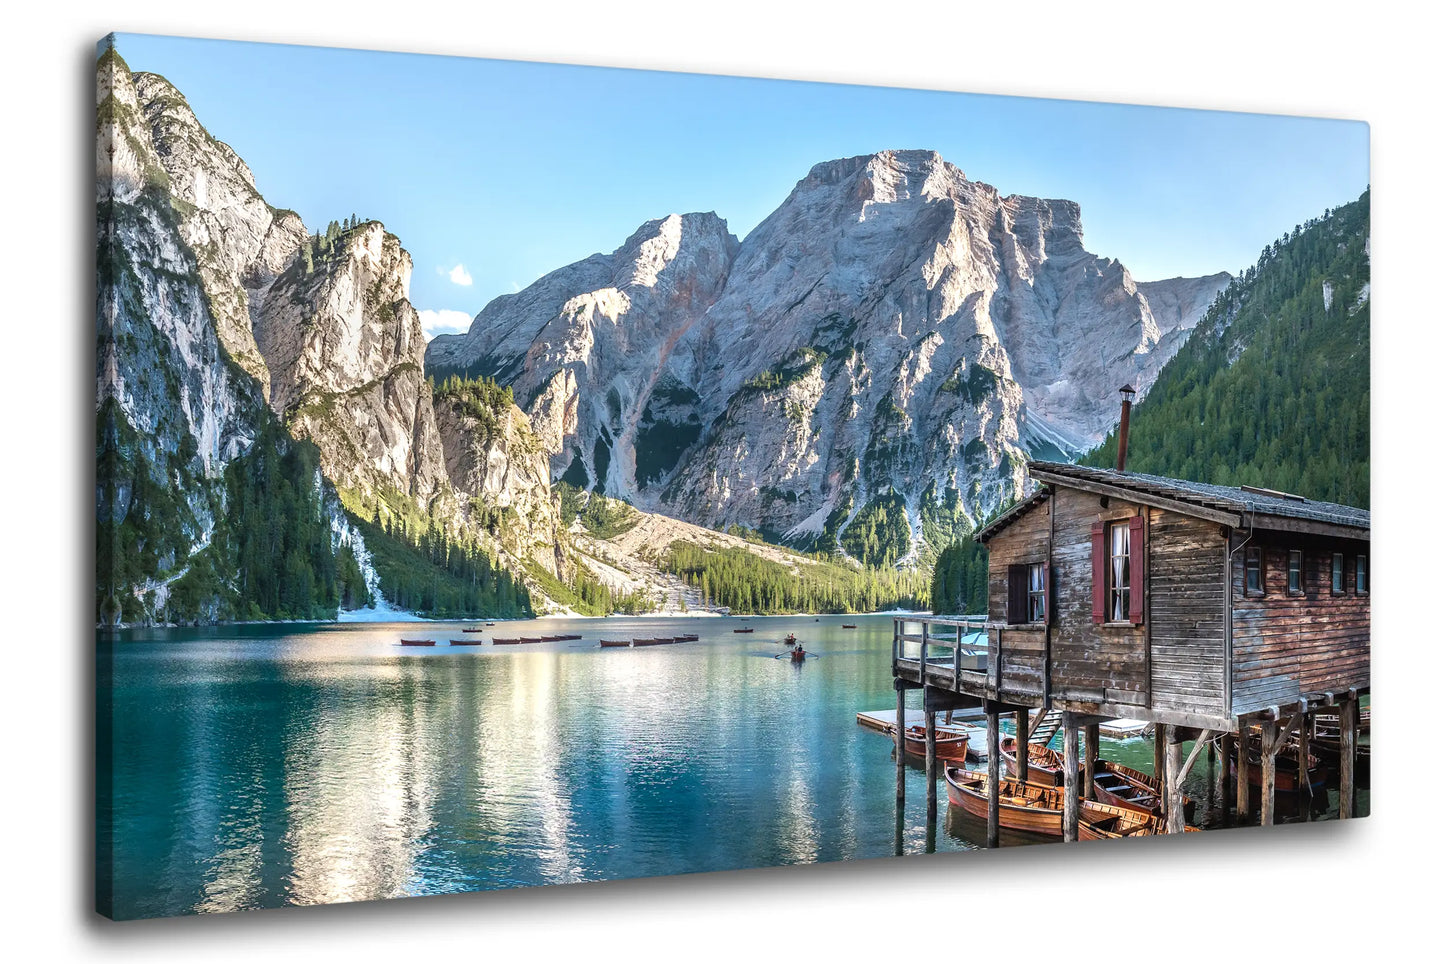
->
[113,33,1369,339]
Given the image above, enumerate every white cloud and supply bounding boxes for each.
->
[447,263,473,286]
[417,309,473,340]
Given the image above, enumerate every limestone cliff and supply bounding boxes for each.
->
[428,150,1230,556]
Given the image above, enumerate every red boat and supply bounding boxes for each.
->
[841,624,857,629]
[999,737,1073,786]
[1092,760,1195,822]
[399,639,435,647]
[448,639,483,646]
[633,637,676,646]
[900,725,970,763]
[600,639,631,648]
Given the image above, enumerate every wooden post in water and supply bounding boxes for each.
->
[1015,709,1030,785]
[1083,723,1099,801]
[1260,720,1278,827]
[986,708,1001,849]
[1339,697,1356,820]
[1297,711,1311,822]
[1235,725,1250,822]
[1166,726,1186,834]
[925,708,938,820]
[1062,712,1080,842]
[1219,732,1234,826]
[1152,725,1170,817]
[895,682,907,809]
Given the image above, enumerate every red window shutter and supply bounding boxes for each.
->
[1090,522,1106,623]
[1006,564,1024,624]
[1043,561,1052,624]
[1128,515,1145,624]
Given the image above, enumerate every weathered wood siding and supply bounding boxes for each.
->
[1231,535,1370,714]
[1047,488,1149,709]
[1147,509,1226,718]
[985,497,1049,700]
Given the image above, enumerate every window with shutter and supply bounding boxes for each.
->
[1027,563,1046,622]
[1127,515,1145,624]
[1090,522,1106,623]
[1006,564,1026,624]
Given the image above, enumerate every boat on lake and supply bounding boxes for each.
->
[677,633,699,641]
[999,737,1071,786]
[900,725,970,763]
[790,648,806,663]
[399,638,435,647]
[1092,760,1195,822]
[944,768,1186,837]
[460,628,486,633]
[448,639,483,646]
[493,637,543,645]
[633,637,676,646]
[783,633,797,645]
[841,624,857,629]
[600,639,631,648]
[1234,742,1327,793]
[733,628,754,634]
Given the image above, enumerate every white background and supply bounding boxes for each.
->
[2,0,1438,957]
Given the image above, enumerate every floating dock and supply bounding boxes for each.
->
[856,709,989,761]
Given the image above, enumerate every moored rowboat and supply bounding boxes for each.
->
[901,725,969,763]
[399,639,435,647]
[600,639,631,648]
[460,628,486,633]
[448,639,483,646]
[1092,760,1195,822]
[999,737,1071,786]
[633,637,676,646]
[945,768,1192,838]
[733,628,753,633]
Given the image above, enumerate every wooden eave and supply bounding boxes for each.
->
[1027,467,1241,528]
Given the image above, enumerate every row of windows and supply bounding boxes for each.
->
[1243,547,1367,597]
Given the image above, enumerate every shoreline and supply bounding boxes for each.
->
[96,609,931,632]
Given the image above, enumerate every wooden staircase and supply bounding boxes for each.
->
[1027,708,1065,745]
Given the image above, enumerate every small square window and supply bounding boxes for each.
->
[1331,553,1345,594]
[1356,554,1368,594]
[1245,547,1263,595]
[1287,550,1303,595]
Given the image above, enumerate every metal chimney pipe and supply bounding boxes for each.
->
[1116,384,1136,472]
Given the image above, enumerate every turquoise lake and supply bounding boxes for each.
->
[96,614,1349,919]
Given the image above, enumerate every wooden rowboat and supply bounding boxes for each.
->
[999,737,1071,786]
[600,639,631,648]
[460,628,486,633]
[841,624,857,629]
[399,638,435,647]
[790,648,806,663]
[448,639,483,646]
[733,628,754,633]
[494,637,543,645]
[901,725,970,763]
[633,637,676,646]
[944,768,1067,835]
[1092,760,1195,822]
[945,768,1194,838]
[1233,745,1327,793]
[677,633,699,641]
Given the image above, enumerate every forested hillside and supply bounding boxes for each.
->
[1082,190,1370,506]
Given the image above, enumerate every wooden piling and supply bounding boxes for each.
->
[986,708,1000,849]
[1297,712,1311,822]
[1260,720,1278,826]
[1153,725,1169,817]
[1339,697,1356,820]
[1083,723,1099,801]
[925,709,938,819]
[1235,725,1250,821]
[1062,713,1080,842]
[895,684,906,808]
[1166,726,1186,834]
[1219,732,1234,826]
[1015,709,1030,786]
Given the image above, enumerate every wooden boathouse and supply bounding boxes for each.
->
[892,451,1369,842]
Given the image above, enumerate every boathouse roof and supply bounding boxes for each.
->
[976,461,1370,543]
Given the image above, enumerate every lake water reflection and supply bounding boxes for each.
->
[96,614,1343,919]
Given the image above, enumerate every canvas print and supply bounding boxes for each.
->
[95,32,1370,920]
